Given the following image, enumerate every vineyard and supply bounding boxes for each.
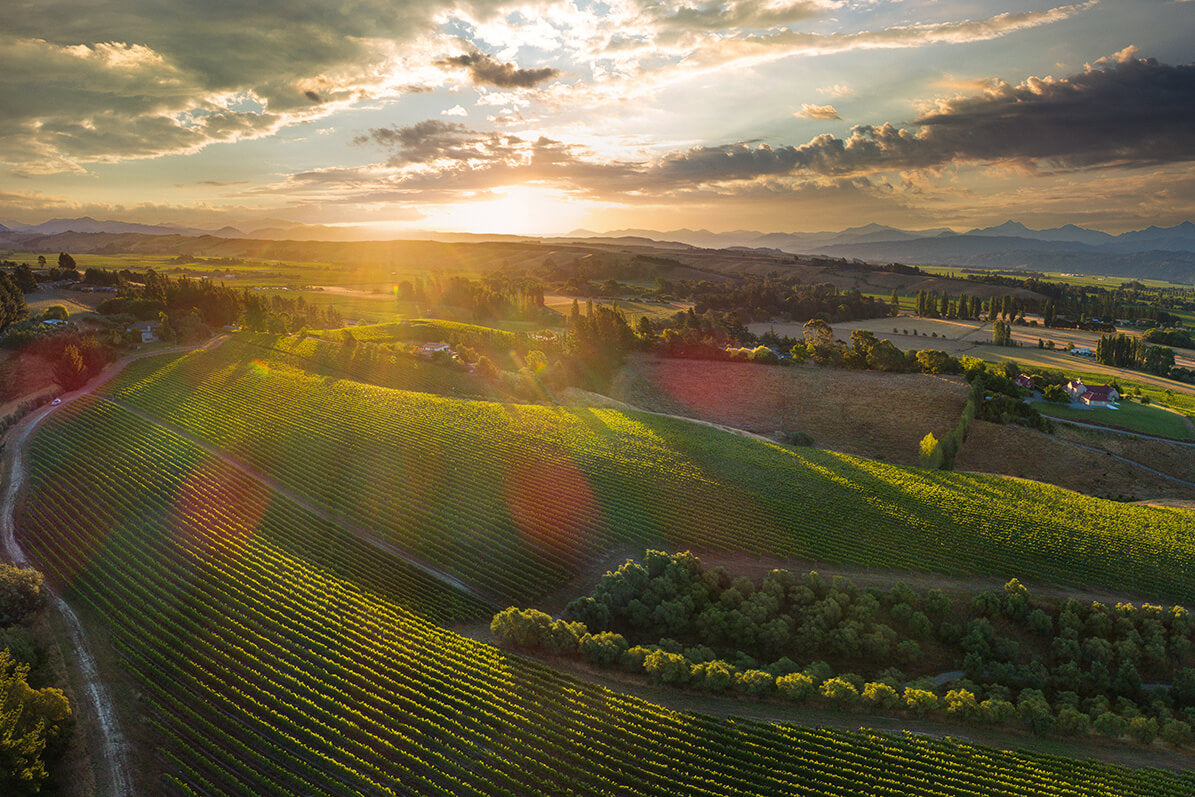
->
[96,340,1195,606]
[316,319,521,348]
[18,394,1195,795]
[235,332,499,399]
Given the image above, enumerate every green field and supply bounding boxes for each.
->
[1037,399,1195,439]
[315,319,521,348]
[96,341,1195,606]
[973,347,1195,414]
[915,265,1191,290]
[21,381,1195,794]
[236,332,500,399]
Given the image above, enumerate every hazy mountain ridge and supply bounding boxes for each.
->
[4,217,1195,282]
[567,221,1195,282]
[575,221,1195,253]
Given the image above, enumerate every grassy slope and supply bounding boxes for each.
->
[99,340,1195,606]
[1037,400,1195,439]
[21,397,1195,796]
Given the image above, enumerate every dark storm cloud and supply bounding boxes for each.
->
[652,53,1195,184]
[436,51,560,88]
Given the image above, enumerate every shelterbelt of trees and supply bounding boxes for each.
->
[496,551,1195,752]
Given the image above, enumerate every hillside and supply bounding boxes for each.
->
[94,340,1195,604]
[0,229,1047,301]
[15,340,1195,794]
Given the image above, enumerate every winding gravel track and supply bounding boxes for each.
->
[0,338,224,796]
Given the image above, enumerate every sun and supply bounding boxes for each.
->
[418,185,595,235]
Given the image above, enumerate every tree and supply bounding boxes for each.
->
[904,688,938,716]
[802,318,834,362]
[12,265,37,294]
[56,253,76,271]
[819,677,859,707]
[862,681,899,709]
[0,272,28,334]
[51,344,88,391]
[0,566,46,627]
[776,672,815,701]
[490,607,555,648]
[992,320,1012,346]
[643,650,689,685]
[0,648,71,795]
[36,256,46,268]
[919,433,942,469]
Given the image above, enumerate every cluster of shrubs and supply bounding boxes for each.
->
[0,564,73,794]
[492,551,1195,749]
[920,360,1052,470]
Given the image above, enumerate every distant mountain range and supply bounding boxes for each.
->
[4,216,1195,282]
[564,221,1195,282]
[567,220,1195,254]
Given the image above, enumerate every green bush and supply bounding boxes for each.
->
[0,566,46,627]
[738,669,775,697]
[819,677,860,707]
[944,689,980,721]
[904,688,938,716]
[643,650,690,685]
[979,698,1015,725]
[862,682,900,710]
[776,672,815,702]
[578,632,628,666]
[1128,716,1159,745]
[690,660,735,693]
[1094,711,1129,738]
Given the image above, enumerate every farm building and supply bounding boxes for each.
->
[128,321,160,343]
[1014,374,1034,390]
[415,342,453,359]
[1078,385,1120,406]
[1066,378,1119,406]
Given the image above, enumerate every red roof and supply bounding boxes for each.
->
[1082,386,1116,401]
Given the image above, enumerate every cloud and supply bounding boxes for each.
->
[0,0,506,173]
[631,0,832,32]
[0,0,1098,176]
[797,103,840,120]
[687,2,1099,65]
[441,105,468,117]
[818,84,854,98]
[651,53,1195,183]
[323,52,1195,210]
[437,51,560,88]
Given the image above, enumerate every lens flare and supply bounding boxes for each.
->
[505,451,600,561]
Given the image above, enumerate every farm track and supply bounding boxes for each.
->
[0,338,225,796]
[1050,417,1195,447]
[97,394,499,609]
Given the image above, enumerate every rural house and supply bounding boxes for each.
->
[415,342,453,359]
[1078,385,1119,406]
[128,321,160,343]
[1066,378,1119,406]
[1014,374,1034,390]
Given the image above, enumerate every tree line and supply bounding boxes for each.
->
[494,551,1195,750]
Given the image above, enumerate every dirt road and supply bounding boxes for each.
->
[0,337,224,796]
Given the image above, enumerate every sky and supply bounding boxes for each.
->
[1,0,1193,236]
